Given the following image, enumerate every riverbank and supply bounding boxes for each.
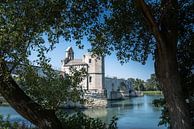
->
[143,91,163,95]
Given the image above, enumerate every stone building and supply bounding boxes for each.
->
[61,47,105,94]
[61,47,132,100]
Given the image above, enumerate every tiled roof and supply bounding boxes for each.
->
[65,59,87,66]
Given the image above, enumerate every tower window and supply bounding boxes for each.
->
[89,59,91,63]
[89,76,92,82]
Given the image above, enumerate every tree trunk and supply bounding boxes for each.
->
[155,40,192,129]
[155,0,192,128]
[136,0,192,128]
[0,59,64,129]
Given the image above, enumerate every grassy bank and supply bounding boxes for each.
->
[143,91,162,95]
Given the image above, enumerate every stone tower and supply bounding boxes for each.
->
[61,47,105,94]
[61,47,75,73]
[65,47,74,61]
[83,53,105,93]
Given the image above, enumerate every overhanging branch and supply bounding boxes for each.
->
[135,0,163,45]
[0,57,64,129]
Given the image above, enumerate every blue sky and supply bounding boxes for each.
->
[29,37,155,81]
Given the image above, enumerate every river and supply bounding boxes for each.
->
[0,95,167,129]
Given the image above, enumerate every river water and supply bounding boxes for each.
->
[0,95,167,129]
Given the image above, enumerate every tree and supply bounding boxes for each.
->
[15,66,87,110]
[128,78,136,89]
[153,32,194,128]
[0,1,118,129]
[133,78,144,91]
[85,1,193,129]
[0,1,193,129]
[145,74,160,91]
[0,1,103,128]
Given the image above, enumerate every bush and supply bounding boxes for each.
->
[57,111,118,129]
[0,112,118,129]
[0,114,25,129]
[153,98,170,129]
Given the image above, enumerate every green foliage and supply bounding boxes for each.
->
[153,38,194,128]
[14,66,87,110]
[12,64,119,128]
[0,101,119,129]
[128,78,144,91]
[0,114,27,129]
[0,112,118,129]
[108,116,118,129]
[129,74,160,92]
[88,0,194,65]
[0,2,118,128]
[153,98,170,129]
[1,0,192,66]
[0,0,103,66]
[57,111,118,129]
[88,1,154,64]
[144,74,160,91]
[0,1,193,128]
[177,31,194,127]
[177,35,194,107]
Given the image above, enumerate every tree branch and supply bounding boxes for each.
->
[0,58,64,129]
[135,0,164,46]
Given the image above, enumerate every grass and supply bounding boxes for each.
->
[143,91,163,95]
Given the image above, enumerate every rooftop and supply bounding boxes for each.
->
[64,59,87,66]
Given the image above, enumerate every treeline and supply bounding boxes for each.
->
[128,74,160,91]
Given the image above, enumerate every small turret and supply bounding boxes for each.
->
[65,47,74,60]
[62,47,74,65]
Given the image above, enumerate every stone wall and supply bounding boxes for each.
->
[61,97,107,109]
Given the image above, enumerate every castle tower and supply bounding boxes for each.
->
[61,47,75,74]
[82,53,105,93]
[61,47,105,94]
[61,47,74,67]
[65,47,74,60]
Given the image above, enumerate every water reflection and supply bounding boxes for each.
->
[83,95,166,129]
